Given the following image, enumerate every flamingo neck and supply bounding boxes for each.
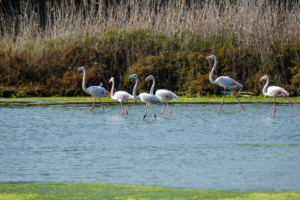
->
[110,79,116,99]
[150,77,155,95]
[262,77,269,96]
[132,77,141,100]
[209,57,218,85]
[81,69,89,94]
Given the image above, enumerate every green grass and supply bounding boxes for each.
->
[0,182,299,200]
[1,96,300,104]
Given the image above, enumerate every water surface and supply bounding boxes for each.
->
[0,102,299,190]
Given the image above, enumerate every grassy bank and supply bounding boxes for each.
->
[0,182,299,200]
[0,1,300,97]
[1,96,300,104]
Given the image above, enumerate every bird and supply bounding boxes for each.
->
[109,77,137,115]
[77,66,110,111]
[145,75,179,117]
[260,75,293,117]
[128,74,162,120]
[207,55,244,111]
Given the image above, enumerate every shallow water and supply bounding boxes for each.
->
[0,102,299,190]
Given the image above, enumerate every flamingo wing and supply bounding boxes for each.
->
[139,93,162,104]
[87,86,110,97]
[114,91,135,101]
[216,76,242,89]
[266,86,289,97]
[155,89,179,101]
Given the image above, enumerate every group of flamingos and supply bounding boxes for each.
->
[78,55,293,118]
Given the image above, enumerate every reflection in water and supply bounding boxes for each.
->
[0,102,300,190]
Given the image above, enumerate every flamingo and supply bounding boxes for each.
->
[77,66,110,111]
[260,75,293,117]
[145,75,179,117]
[109,77,137,115]
[128,74,162,120]
[207,55,244,111]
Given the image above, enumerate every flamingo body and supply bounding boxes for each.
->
[78,66,110,111]
[145,75,179,117]
[260,75,292,117]
[207,55,244,111]
[109,77,137,114]
[129,74,161,120]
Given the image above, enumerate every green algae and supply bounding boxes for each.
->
[0,182,299,200]
[1,96,300,104]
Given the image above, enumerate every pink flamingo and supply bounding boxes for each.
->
[145,75,179,117]
[109,77,137,115]
[78,66,110,111]
[129,74,162,120]
[207,55,244,111]
[260,75,293,117]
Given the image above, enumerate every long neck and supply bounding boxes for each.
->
[81,69,89,93]
[150,78,155,95]
[262,77,269,95]
[132,77,141,100]
[110,80,115,97]
[209,58,218,84]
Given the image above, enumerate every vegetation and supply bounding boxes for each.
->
[0,182,300,200]
[0,0,300,97]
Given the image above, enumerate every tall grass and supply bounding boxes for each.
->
[0,0,299,97]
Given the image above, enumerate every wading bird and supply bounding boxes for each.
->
[207,55,244,111]
[145,75,179,117]
[109,77,137,115]
[260,75,293,117]
[78,66,110,111]
[129,74,162,120]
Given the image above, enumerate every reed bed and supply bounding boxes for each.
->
[0,0,299,97]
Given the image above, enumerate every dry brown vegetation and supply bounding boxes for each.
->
[0,0,300,97]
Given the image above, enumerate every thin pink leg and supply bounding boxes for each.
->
[143,104,148,120]
[120,102,124,115]
[231,90,244,110]
[98,97,104,111]
[283,96,293,116]
[165,101,172,117]
[157,103,165,117]
[219,90,226,111]
[273,98,276,117]
[89,97,96,111]
[125,100,137,114]
[149,104,156,120]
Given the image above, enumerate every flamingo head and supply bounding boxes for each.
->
[77,66,85,72]
[207,55,216,60]
[109,77,114,83]
[145,75,154,81]
[129,74,138,80]
[260,75,269,82]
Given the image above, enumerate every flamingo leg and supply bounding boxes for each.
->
[125,100,137,115]
[157,103,165,117]
[219,90,226,111]
[273,98,276,117]
[89,97,96,111]
[231,90,244,110]
[165,101,172,117]
[283,96,293,116]
[143,104,148,120]
[120,102,124,115]
[98,97,105,111]
[149,104,156,119]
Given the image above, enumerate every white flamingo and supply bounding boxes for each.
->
[78,66,110,111]
[109,77,137,115]
[260,75,293,117]
[129,74,162,120]
[145,75,179,117]
[207,55,244,111]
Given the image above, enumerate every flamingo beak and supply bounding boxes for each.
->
[259,77,264,82]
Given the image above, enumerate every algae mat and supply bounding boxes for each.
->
[1,96,300,104]
[0,183,299,200]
